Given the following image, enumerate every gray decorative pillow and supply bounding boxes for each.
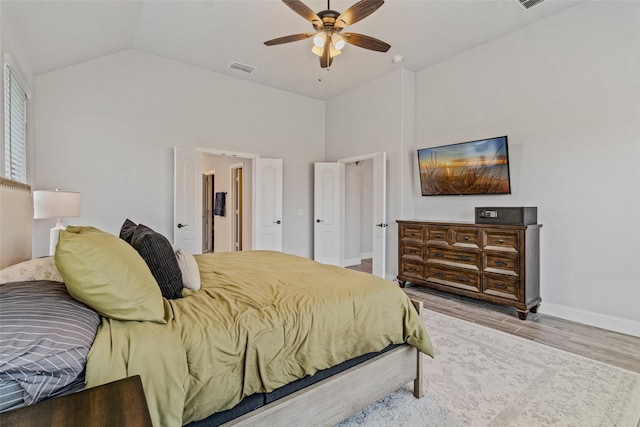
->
[119,218,138,244]
[0,280,100,411]
[130,224,184,299]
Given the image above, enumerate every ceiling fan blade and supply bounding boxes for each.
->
[335,0,384,29]
[282,0,322,27]
[264,33,314,46]
[343,32,390,52]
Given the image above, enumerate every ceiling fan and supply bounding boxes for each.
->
[264,0,391,69]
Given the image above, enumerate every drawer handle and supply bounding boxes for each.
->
[459,256,471,261]
[409,267,417,272]
[434,234,442,238]
[434,272,444,278]
[494,261,508,266]
[464,235,469,241]
[498,239,505,244]
[458,277,470,283]
[494,284,508,290]
[435,253,444,258]
[410,233,416,236]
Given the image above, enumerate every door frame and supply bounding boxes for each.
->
[229,162,243,251]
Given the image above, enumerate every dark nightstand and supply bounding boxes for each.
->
[0,375,153,427]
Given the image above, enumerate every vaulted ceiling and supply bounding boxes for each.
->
[2,0,581,100]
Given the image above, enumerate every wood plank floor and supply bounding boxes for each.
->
[347,260,640,374]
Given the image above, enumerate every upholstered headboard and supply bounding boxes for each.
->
[0,177,33,268]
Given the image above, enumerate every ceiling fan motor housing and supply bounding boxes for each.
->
[315,10,341,32]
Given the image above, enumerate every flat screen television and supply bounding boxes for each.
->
[417,135,511,196]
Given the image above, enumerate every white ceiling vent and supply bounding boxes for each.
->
[513,0,547,10]
[229,62,256,74]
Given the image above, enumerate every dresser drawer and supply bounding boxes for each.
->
[427,247,480,269]
[483,230,520,253]
[401,244,424,261]
[400,260,424,280]
[427,265,480,292]
[483,273,519,301]
[451,227,481,249]
[426,226,449,246]
[483,252,519,276]
[400,225,424,243]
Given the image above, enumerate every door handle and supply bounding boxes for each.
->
[177,223,188,229]
[376,223,388,228]
[273,220,281,224]
[316,219,323,223]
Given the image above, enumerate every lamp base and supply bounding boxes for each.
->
[49,219,66,256]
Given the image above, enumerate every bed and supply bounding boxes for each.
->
[0,178,433,426]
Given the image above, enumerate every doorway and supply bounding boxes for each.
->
[173,147,283,254]
[313,152,386,278]
[344,159,374,268]
[201,154,252,253]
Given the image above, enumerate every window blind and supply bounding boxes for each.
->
[4,63,28,183]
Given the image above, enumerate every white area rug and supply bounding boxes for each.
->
[339,310,640,427]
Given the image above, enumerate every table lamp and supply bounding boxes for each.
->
[33,189,81,255]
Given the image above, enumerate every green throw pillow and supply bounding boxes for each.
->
[55,226,166,323]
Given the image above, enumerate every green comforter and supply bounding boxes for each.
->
[86,251,433,426]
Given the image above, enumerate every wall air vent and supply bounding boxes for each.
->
[229,62,256,74]
[514,0,546,10]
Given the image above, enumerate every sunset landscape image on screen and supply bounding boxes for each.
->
[418,136,510,196]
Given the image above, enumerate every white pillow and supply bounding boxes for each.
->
[174,248,201,291]
[0,257,64,285]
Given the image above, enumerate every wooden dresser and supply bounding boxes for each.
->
[397,220,542,319]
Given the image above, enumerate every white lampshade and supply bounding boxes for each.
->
[33,189,81,255]
[34,190,81,219]
[313,32,326,48]
[333,33,346,50]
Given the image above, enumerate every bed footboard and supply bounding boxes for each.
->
[223,299,425,426]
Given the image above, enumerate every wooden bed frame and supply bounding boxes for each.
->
[0,177,425,426]
[224,302,424,426]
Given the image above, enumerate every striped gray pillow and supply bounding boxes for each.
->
[130,224,184,299]
[0,280,100,412]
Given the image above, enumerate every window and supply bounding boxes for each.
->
[4,56,29,183]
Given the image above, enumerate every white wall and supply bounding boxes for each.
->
[33,49,325,258]
[412,2,639,326]
[327,2,640,333]
[326,68,415,278]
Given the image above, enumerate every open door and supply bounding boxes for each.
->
[253,158,283,251]
[371,152,387,278]
[174,147,203,254]
[314,162,344,266]
[314,153,387,278]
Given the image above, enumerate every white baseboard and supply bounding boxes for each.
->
[360,252,373,259]
[539,303,640,338]
[343,257,362,268]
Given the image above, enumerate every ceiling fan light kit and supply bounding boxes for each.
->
[264,0,391,69]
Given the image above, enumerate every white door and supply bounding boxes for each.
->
[253,158,283,251]
[371,152,387,278]
[314,162,344,265]
[174,147,203,254]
